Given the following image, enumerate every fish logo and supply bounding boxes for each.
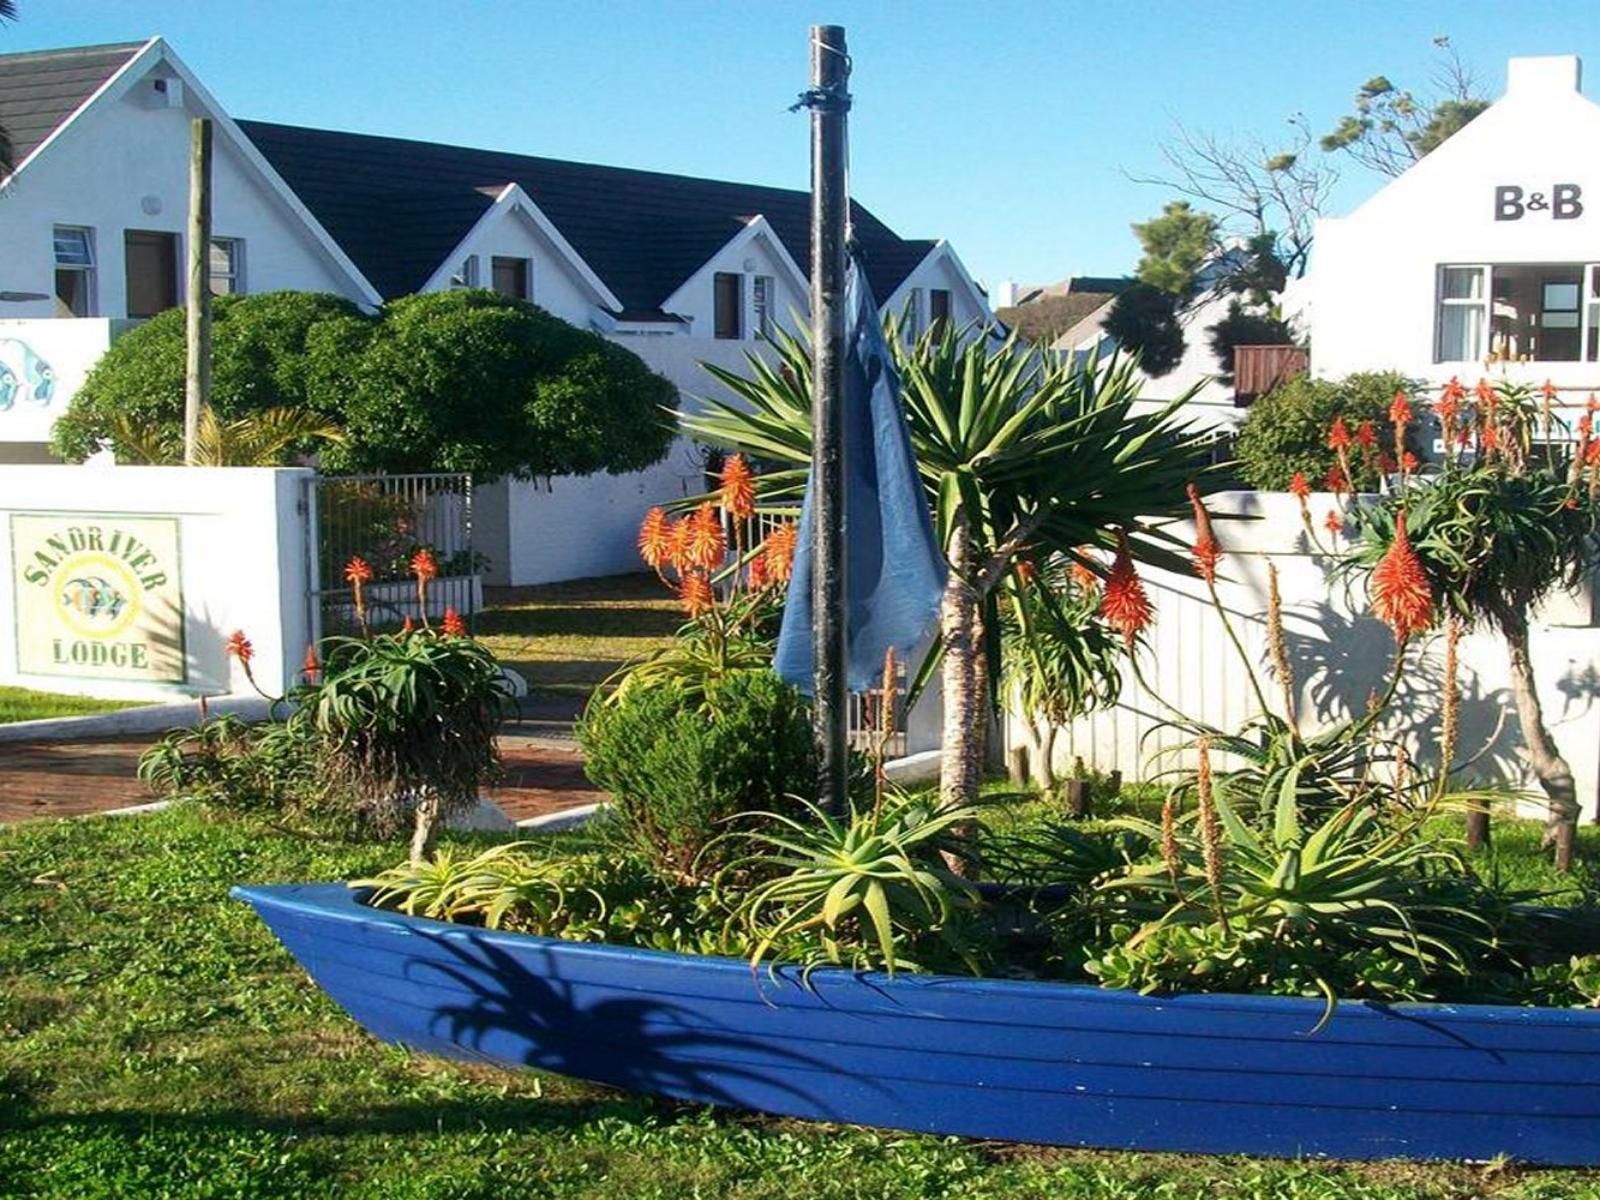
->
[0,339,55,409]
[60,576,128,623]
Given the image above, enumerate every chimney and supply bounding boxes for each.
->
[1506,55,1582,97]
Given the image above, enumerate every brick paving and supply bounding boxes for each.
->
[0,727,601,827]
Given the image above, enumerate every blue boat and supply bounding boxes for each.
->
[235,882,1600,1165]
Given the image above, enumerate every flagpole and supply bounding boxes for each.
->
[807,24,850,815]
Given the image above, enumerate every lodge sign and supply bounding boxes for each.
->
[10,514,186,683]
[1495,184,1583,221]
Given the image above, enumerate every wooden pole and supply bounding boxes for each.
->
[185,117,213,465]
[808,25,851,815]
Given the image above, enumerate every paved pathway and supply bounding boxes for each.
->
[0,693,600,826]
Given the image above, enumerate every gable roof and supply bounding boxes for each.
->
[236,120,933,310]
[0,40,145,172]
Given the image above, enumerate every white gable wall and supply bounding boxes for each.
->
[1,63,366,325]
[884,245,991,332]
[659,223,808,340]
[1312,56,1600,396]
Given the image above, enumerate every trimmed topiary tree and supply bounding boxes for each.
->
[53,289,677,481]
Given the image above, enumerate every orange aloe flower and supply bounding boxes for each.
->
[401,616,415,634]
[1389,390,1414,428]
[679,571,714,617]
[746,551,770,590]
[1371,512,1433,642]
[683,503,726,570]
[637,507,672,572]
[226,629,254,665]
[302,644,320,683]
[1324,509,1344,537]
[764,523,798,584]
[1327,416,1352,451]
[1186,483,1221,584]
[1070,557,1099,594]
[718,454,757,521]
[410,548,439,582]
[666,517,692,574]
[1289,471,1312,500]
[1099,530,1153,646]
[1325,464,1348,496]
[343,556,374,586]
[1401,450,1420,476]
[441,607,468,637]
[1356,420,1377,449]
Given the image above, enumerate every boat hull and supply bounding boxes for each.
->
[234,883,1600,1164]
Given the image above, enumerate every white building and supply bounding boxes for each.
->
[0,37,993,583]
[1312,55,1600,409]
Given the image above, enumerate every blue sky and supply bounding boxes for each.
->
[9,2,1600,289]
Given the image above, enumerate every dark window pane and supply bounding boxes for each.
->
[54,269,90,317]
[124,230,179,318]
[492,256,530,300]
[930,288,952,326]
[714,272,742,339]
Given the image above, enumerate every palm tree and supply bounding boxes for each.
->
[109,403,344,466]
[685,320,1214,810]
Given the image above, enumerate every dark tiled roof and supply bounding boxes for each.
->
[0,41,145,171]
[996,292,1117,345]
[237,120,931,308]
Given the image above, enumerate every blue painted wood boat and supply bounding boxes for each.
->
[234,882,1600,1165]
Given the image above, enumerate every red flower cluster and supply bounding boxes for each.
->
[718,454,756,521]
[302,644,320,683]
[225,629,253,665]
[1371,512,1433,642]
[1288,471,1312,501]
[1186,483,1221,584]
[1327,416,1352,452]
[343,556,374,586]
[410,548,439,582]
[678,572,714,617]
[440,606,468,637]
[763,523,798,586]
[1099,531,1153,646]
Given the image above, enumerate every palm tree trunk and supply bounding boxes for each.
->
[939,518,985,811]
[410,788,443,864]
[1032,719,1059,790]
[1501,608,1579,871]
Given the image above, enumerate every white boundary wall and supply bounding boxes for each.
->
[0,465,312,702]
[1012,490,1600,819]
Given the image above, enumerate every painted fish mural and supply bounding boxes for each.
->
[60,576,128,622]
[0,338,56,411]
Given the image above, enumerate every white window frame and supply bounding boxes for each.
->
[52,225,97,317]
[453,255,480,289]
[904,287,924,344]
[1435,264,1488,364]
[1437,262,1600,364]
[751,274,775,340]
[209,237,244,296]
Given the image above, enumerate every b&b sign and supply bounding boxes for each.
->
[1495,184,1584,221]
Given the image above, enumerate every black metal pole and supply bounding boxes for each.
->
[808,24,850,815]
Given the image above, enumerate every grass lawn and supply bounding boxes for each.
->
[477,573,681,699]
[0,685,147,725]
[7,805,1600,1198]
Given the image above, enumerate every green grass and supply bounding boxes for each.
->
[0,685,147,724]
[6,805,1600,1198]
[477,573,682,697]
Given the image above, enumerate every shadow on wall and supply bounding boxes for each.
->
[1281,599,1523,786]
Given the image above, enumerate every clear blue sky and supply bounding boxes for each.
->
[9,1,1600,288]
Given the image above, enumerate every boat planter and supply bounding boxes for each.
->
[235,882,1600,1165]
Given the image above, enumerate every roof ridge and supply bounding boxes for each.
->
[236,118,848,207]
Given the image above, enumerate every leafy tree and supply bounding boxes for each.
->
[685,322,1213,812]
[53,290,677,481]
[1206,300,1296,386]
[1132,202,1217,298]
[52,291,365,461]
[1320,39,1489,177]
[1101,283,1186,378]
[1233,371,1417,492]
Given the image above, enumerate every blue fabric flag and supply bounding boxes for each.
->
[774,259,947,694]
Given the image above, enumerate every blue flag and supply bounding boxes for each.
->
[774,259,947,694]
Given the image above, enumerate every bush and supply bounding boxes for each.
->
[577,670,816,881]
[1233,370,1419,491]
[53,289,677,482]
[52,291,365,462]
[139,714,334,821]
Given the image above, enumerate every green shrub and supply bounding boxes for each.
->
[138,713,338,825]
[577,669,816,881]
[1233,370,1419,491]
[51,291,366,462]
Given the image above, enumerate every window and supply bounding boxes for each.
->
[929,288,952,329]
[124,230,179,318]
[453,255,479,288]
[751,274,775,339]
[52,225,96,317]
[1437,262,1600,363]
[903,287,924,343]
[714,271,743,339]
[209,238,243,296]
[491,256,531,301]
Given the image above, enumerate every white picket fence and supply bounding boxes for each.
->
[1011,490,1600,818]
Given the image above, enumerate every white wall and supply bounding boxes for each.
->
[426,203,601,326]
[0,465,312,701]
[0,318,126,448]
[884,245,991,334]
[1014,490,1600,819]
[659,223,808,339]
[1312,56,1600,399]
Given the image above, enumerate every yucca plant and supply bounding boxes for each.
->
[110,402,345,466]
[715,793,985,976]
[686,320,1214,810]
